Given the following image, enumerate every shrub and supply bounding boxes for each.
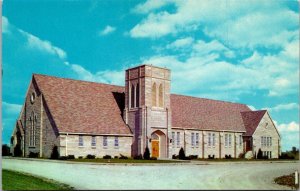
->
[179,147,186,160]
[114,156,119,159]
[28,152,39,158]
[133,154,143,160]
[103,155,112,159]
[189,155,198,160]
[119,154,128,159]
[257,148,263,159]
[67,155,75,159]
[2,144,11,156]
[172,154,179,159]
[78,156,83,159]
[13,144,22,157]
[86,154,96,159]
[143,147,150,160]
[50,145,59,159]
[208,155,215,159]
[225,155,232,159]
[59,156,68,160]
[238,153,245,158]
[150,157,157,160]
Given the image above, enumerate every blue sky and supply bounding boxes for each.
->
[2,0,299,151]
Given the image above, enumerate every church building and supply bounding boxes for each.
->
[11,64,281,159]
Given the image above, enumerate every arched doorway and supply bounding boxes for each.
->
[151,130,166,158]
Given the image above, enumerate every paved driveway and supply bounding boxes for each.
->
[2,158,299,190]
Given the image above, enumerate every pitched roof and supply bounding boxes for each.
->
[241,110,267,136]
[170,94,251,132]
[33,74,132,135]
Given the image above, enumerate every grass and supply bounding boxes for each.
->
[194,158,294,162]
[2,169,73,190]
[67,158,182,163]
[274,173,299,189]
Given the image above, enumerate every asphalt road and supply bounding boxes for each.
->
[2,158,299,190]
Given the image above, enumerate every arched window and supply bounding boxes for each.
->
[131,84,135,108]
[152,83,157,107]
[135,83,139,107]
[159,84,163,107]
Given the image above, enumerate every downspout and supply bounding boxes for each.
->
[40,94,43,158]
[219,132,221,159]
[202,131,204,158]
[166,108,169,158]
[234,133,236,158]
[145,106,148,147]
[66,133,68,156]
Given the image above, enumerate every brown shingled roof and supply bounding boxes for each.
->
[32,74,257,134]
[33,74,132,135]
[170,94,251,132]
[241,110,267,136]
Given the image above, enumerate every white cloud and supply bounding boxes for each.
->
[3,102,22,114]
[99,25,116,36]
[247,105,256,111]
[167,37,194,49]
[130,0,298,50]
[132,0,174,14]
[70,64,124,86]
[19,29,67,60]
[276,121,299,132]
[267,103,299,112]
[2,16,10,34]
[192,40,235,58]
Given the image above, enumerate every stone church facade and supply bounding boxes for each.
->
[11,64,281,159]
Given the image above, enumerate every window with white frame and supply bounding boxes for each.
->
[114,137,119,147]
[79,135,83,146]
[103,136,108,147]
[208,133,211,147]
[239,135,242,146]
[177,132,180,147]
[191,133,195,147]
[212,133,215,147]
[261,136,263,146]
[270,137,272,146]
[91,136,96,147]
[172,132,175,147]
[228,134,232,147]
[225,134,228,147]
[196,133,199,147]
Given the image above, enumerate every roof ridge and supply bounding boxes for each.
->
[33,73,124,88]
[171,93,248,106]
[241,110,267,113]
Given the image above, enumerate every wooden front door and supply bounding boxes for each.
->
[152,140,159,158]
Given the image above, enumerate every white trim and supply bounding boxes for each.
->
[171,127,246,133]
[59,132,133,137]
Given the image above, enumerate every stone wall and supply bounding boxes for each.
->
[252,112,280,158]
[59,134,132,158]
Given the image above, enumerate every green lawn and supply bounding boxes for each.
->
[68,158,182,163]
[2,169,73,190]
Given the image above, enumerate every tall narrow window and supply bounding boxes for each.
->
[91,136,96,147]
[159,84,163,107]
[196,133,199,146]
[212,133,215,146]
[208,133,211,147]
[191,133,195,147]
[114,137,119,147]
[152,83,157,107]
[131,85,135,108]
[270,137,272,146]
[29,112,36,147]
[135,83,139,107]
[79,135,83,146]
[261,136,263,146]
[103,136,108,147]
[239,135,242,146]
[172,132,175,147]
[229,134,232,147]
[225,134,228,147]
[177,132,180,147]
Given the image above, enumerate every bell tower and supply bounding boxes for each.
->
[124,64,172,158]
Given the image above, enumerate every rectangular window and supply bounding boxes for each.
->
[191,133,195,147]
[172,132,175,147]
[270,151,272,158]
[208,133,211,147]
[261,136,263,146]
[228,134,232,147]
[270,137,272,146]
[177,132,180,147]
[239,135,242,146]
[79,135,83,146]
[212,133,215,146]
[103,136,108,147]
[225,134,228,147]
[114,137,119,147]
[91,136,96,147]
[196,133,199,147]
